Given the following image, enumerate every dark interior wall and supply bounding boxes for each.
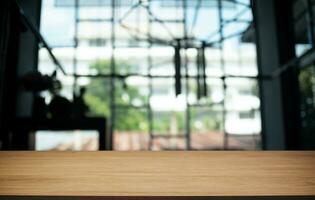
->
[0,1,21,149]
[253,0,286,150]
[14,0,42,150]
[0,0,41,149]
[274,0,301,150]
[0,1,9,133]
[15,0,42,118]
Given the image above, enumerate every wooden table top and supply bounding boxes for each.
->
[0,151,314,199]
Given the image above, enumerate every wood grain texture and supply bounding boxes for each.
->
[0,151,314,197]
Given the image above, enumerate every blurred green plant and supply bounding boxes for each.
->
[84,60,147,132]
[84,59,221,133]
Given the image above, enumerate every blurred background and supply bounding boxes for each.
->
[0,0,314,151]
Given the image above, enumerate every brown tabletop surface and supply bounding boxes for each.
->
[0,151,314,198]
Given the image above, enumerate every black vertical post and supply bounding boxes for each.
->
[73,0,78,98]
[196,47,202,100]
[183,0,191,150]
[174,39,182,96]
[218,0,228,150]
[108,0,116,150]
[274,0,300,149]
[147,2,154,150]
[201,41,207,97]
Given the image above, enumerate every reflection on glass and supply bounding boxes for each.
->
[299,66,315,149]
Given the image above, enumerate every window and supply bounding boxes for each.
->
[89,38,107,47]
[239,111,255,119]
[39,0,261,150]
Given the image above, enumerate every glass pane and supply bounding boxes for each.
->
[299,65,315,149]
[35,131,99,151]
[223,38,258,76]
[293,0,315,56]
[225,78,261,150]
[225,78,260,132]
[83,77,110,118]
[114,108,149,150]
[190,107,225,150]
[40,0,75,47]
[150,47,175,76]
[188,78,224,105]
[115,76,149,107]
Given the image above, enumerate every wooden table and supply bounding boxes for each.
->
[0,151,314,200]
